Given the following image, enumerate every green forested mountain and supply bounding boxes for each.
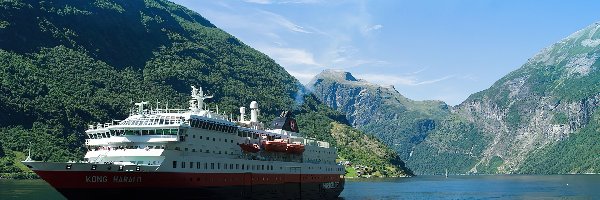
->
[0,0,410,177]
[311,22,600,175]
[309,70,450,159]
[456,22,600,174]
[310,70,487,174]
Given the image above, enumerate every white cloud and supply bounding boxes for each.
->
[258,46,322,67]
[243,0,272,4]
[357,74,453,86]
[259,10,312,33]
[243,0,324,4]
[328,45,387,68]
[364,24,383,32]
[287,70,318,84]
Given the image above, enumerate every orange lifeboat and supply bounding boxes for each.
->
[262,139,288,152]
[239,143,260,153]
[286,143,305,154]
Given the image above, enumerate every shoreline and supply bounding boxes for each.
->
[0,172,39,180]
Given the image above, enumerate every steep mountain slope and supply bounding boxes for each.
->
[0,0,410,177]
[309,70,450,160]
[456,22,600,174]
[311,22,600,174]
[310,70,487,174]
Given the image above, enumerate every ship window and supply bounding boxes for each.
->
[200,136,202,139]
[230,164,234,169]
[213,138,215,141]
[190,162,193,168]
[236,164,239,169]
[231,140,234,143]
[205,163,208,169]
[185,148,188,151]
[206,137,210,141]
[173,161,177,168]
[262,165,264,170]
[182,162,186,168]
[91,165,97,170]
[224,163,228,169]
[211,163,214,169]
[218,163,221,169]
[192,149,196,152]
[119,165,124,171]
[205,150,209,153]
[242,164,245,170]
[196,162,200,169]
[124,130,136,136]
[193,135,195,138]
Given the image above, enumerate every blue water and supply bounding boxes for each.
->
[341,175,600,199]
[1,175,599,199]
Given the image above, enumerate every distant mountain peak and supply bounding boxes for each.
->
[315,69,358,82]
[528,21,600,66]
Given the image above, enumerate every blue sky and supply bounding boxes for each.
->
[171,0,600,105]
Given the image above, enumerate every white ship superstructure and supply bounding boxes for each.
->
[23,86,345,199]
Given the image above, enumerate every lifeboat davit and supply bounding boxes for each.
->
[286,143,305,154]
[239,143,260,153]
[262,139,288,152]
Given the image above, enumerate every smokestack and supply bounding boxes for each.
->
[250,101,258,122]
[240,107,246,122]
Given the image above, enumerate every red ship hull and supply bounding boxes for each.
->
[34,170,345,200]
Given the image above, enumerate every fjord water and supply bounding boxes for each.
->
[1,175,599,199]
[343,175,600,199]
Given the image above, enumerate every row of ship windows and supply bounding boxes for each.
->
[191,135,235,144]
[175,147,234,155]
[188,118,274,140]
[172,161,344,172]
[173,161,275,171]
[186,175,338,183]
[187,175,339,183]
[306,149,335,155]
[87,129,182,139]
[189,118,237,134]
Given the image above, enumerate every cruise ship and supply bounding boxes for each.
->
[22,86,345,199]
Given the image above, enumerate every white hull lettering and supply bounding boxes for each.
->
[85,176,108,183]
[113,176,143,183]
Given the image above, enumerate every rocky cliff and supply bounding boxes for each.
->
[456,22,600,174]
[309,70,450,162]
[310,22,600,174]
